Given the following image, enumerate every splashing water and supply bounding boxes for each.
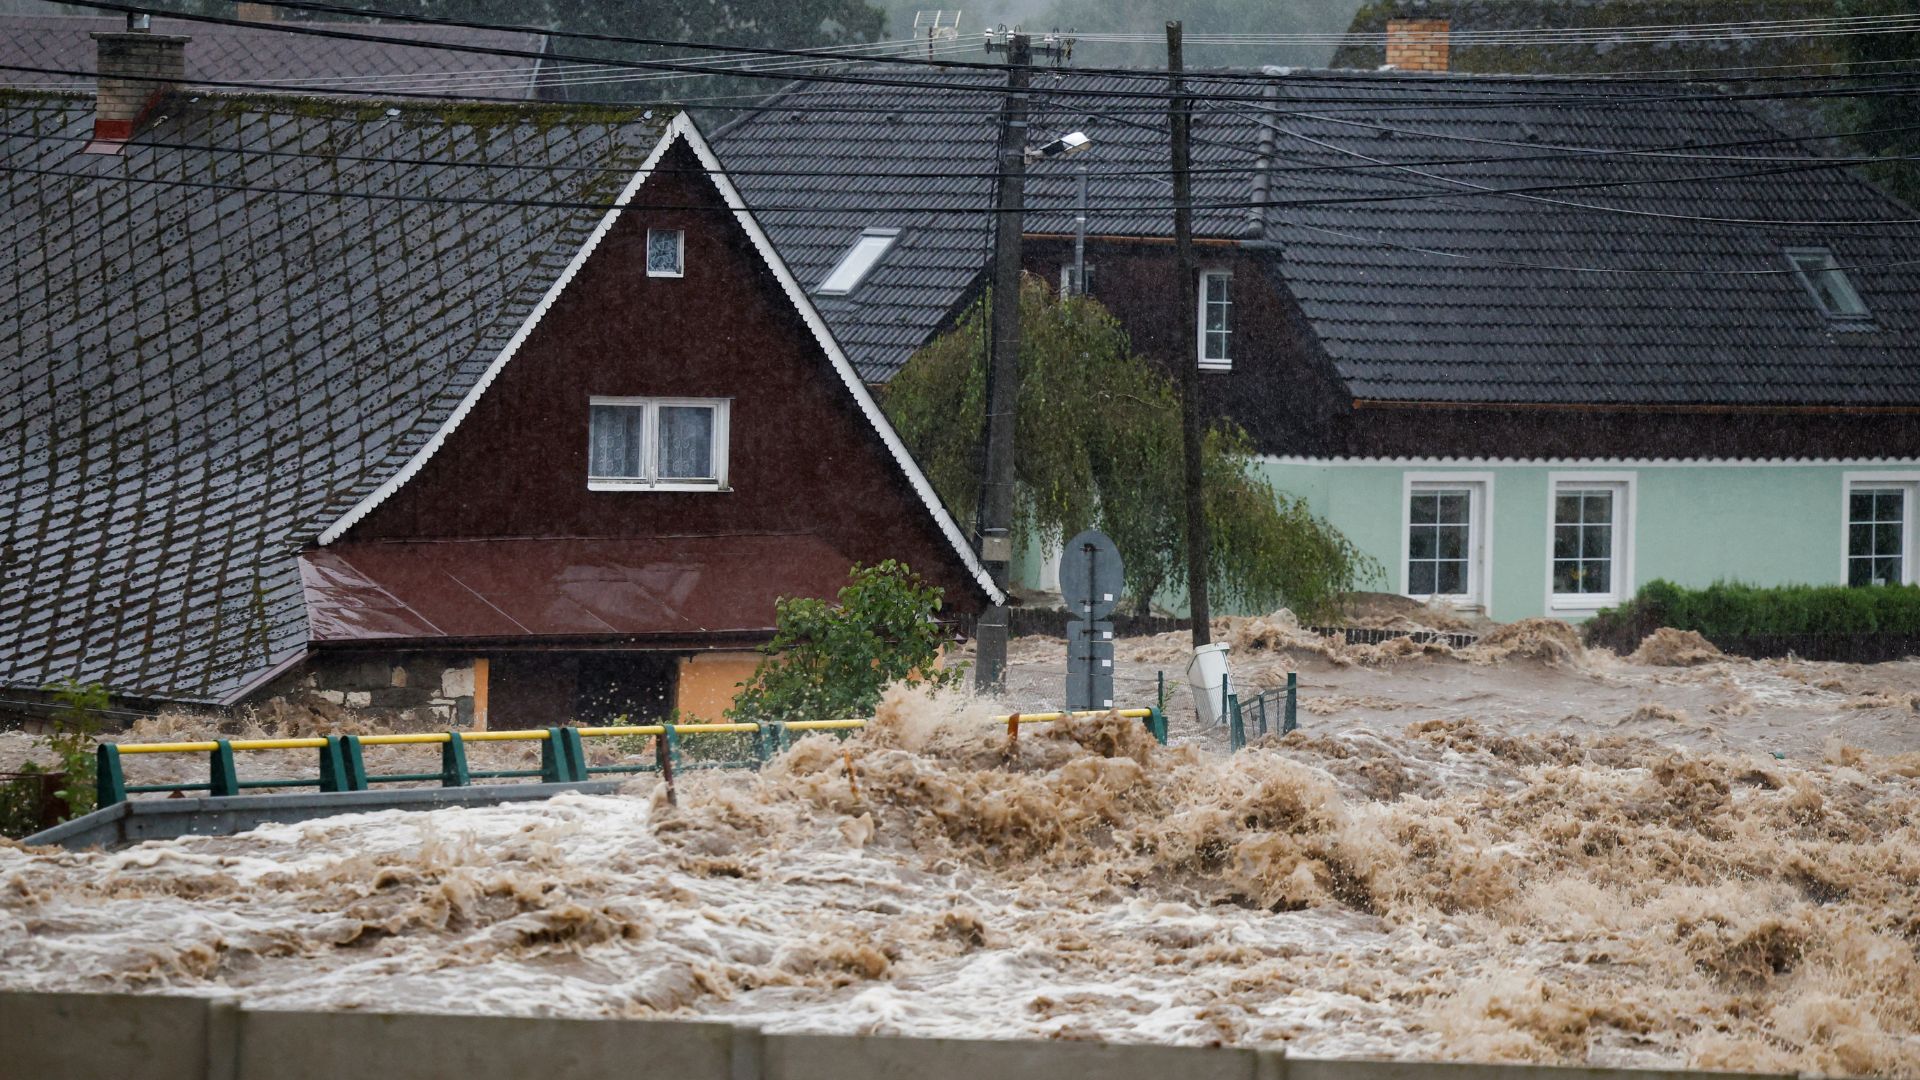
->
[2,679,1917,1075]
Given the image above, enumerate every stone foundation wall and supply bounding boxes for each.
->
[257,654,479,730]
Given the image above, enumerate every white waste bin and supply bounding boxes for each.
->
[1186,642,1232,727]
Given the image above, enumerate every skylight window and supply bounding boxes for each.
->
[817,229,900,295]
[1784,248,1870,320]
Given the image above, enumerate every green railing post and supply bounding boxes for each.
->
[752,723,772,767]
[340,735,369,791]
[1284,672,1298,734]
[95,744,126,807]
[662,722,681,773]
[768,720,789,755]
[1141,707,1168,746]
[318,736,350,792]
[1157,670,1166,714]
[562,727,586,780]
[441,732,471,787]
[209,740,240,798]
[1226,694,1245,753]
[541,727,583,783]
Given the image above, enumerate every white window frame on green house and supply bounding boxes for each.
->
[1841,472,1918,586]
[1401,472,1493,610]
[1197,269,1232,371]
[1544,471,1636,613]
[587,396,730,492]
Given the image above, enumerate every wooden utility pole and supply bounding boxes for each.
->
[1167,21,1211,647]
[975,31,1031,691]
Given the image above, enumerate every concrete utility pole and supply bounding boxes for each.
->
[975,31,1031,691]
[1167,21,1212,648]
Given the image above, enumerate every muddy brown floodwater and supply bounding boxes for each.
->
[2,616,1917,1075]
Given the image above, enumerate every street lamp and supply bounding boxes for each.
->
[1025,131,1096,295]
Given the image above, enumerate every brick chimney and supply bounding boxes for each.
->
[1386,18,1450,73]
[89,19,189,142]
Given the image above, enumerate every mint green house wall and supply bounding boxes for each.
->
[1255,458,1920,622]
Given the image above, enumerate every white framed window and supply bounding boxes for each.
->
[1403,473,1492,608]
[1843,473,1917,586]
[1198,270,1232,370]
[588,397,729,491]
[1784,248,1869,320]
[1058,263,1094,295]
[646,229,684,278]
[817,228,899,295]
[1546,472,1635,610]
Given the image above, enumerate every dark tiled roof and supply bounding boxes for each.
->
[0,92,663,702]
[714,67,1920,402]
[0,15,546,97]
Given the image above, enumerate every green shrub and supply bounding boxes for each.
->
[1587,579,1920,648]
[728,561,963,727]
[45,679,106,819]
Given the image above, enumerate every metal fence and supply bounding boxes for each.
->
[94,710,1169,808]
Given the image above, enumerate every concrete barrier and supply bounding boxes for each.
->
[0,991,230,1080]
[24,780,631,849]
[234,1008,752,1080]
[766,1031,1283,1080]
[0,992,1806,1080]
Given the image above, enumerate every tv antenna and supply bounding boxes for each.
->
[913,10,963,58]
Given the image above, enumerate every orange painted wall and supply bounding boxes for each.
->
[675,652,762,722]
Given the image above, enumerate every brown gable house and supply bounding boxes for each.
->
[0,29,995,731]
[300,117,996,726]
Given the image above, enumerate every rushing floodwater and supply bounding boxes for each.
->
[3,623,1918,1075]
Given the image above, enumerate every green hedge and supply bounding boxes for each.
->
[1586,579,1920,651]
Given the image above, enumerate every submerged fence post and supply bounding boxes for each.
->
[208,740,240,798]
[318,736,349,793]
[441,732,470,787]
[1284,672,1298,734]
[1144,707,1168,745]
[656,723,678,806]
[95,744,126,807]
[1255,695,1268,739]
[1226,693,1244,752]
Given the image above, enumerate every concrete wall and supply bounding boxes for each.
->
[0,992,1796,1080]
[676,651,762,722]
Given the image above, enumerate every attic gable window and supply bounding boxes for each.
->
[1784,248,1869,320]
[647,229,684,277]
[589,397,729,491]
[817,229,900,296]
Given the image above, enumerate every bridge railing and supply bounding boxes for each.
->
[95,708,1167,808]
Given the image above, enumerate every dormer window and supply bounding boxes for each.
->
[1784,248,1869,320]
[817,229,899,295]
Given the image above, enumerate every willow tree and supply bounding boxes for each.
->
[883,276,1377,621]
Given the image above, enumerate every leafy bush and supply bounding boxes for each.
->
[1,680,109,837]
[1587,579,1920,650]
[0,764,52,840]
[728,561,964,727]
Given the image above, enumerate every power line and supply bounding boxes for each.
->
[41,0,1920,111]
[8,146,1917,227]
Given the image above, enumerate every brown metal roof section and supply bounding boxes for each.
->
[300,534,853,644]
